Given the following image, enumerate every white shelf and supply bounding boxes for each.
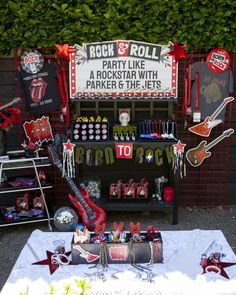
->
[0,217,54,227]
[0,157,49,163]
[0,185,53,194]
[1,163,51,170]
[0,157,53,230]
[0,157,51,170]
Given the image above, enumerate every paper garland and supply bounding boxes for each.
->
[75,145,175,166]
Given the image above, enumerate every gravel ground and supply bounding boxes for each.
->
[1,205,236,291]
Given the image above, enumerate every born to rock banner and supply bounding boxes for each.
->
[69,40,177,100]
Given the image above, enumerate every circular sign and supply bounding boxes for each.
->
[20,50,44,74]
[206,48,230,73]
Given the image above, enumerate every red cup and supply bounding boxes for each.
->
[164,186,174,202]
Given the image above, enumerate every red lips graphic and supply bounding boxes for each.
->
[29,78,47,103]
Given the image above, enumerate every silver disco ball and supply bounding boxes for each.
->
[53,206,79,232]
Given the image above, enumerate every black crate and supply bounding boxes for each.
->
[71,232,163,264]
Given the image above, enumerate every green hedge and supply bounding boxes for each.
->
[0,0,235,55]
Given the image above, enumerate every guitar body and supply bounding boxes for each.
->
[189,97,234,137]
[48,144,107,231]
[186,141,211,167]
[68,193,94,231]
[85,197,107,225]
[188,117,221,137]
[68,190,107,231]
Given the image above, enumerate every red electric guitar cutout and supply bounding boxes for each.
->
[188,96,234,137]
[48,144,107,231]
[186,128,234,167]
[73,245,100,263]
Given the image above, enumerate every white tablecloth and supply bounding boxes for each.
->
[1,229,236,295]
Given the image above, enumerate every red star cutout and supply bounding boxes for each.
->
[202,257,236,279]
[55,44,76,60]
[167,41,187,62]
[173,140,186,154]
[63,139,75,152]
[32,250,72,274]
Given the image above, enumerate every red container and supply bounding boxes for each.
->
[164,186,174,202]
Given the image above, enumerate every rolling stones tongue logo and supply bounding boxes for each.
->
[109,245,128,261]
[29,78,47,103]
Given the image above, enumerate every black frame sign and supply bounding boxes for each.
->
[69,40,177,100]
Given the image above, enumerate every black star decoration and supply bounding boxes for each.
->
[32,250,72,275]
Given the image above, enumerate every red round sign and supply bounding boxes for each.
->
[206,48,230,73]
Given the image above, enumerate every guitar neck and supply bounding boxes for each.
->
[210,97,233,120]
[48,145,98,223]
[54,158,85,201]
[205,133,229,151]
[0,97,21,111]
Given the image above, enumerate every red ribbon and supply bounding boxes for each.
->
[183,77,188,114]
[57,61,70,126]
[195,71,200,111]
[187,64,192,107]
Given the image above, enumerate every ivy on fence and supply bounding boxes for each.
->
[0,0,235,55]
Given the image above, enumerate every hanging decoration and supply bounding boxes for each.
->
[95,149,104,166]
[182,63,192,129]
[135,147,144,164]
[75,145,175,167]
[18,50,61,115]
[145,149,154,163]
[20,50,44,74]
[188,96,234,137]
[57,60,70,126]
[14,48,70,126]
[172,140,186,178]
[0,97,21,130]
[104,146,115,165]
[167,41,187,62]
[154,148,164,166]
[85,149,95,166]
[115,143,133,159]
[55,43,76,61]
[192,70,201,122]
[206,48,231,73]
[69,40,178,100]
[186,129,234,167]
[189,55,233,124]
[23,116,53,145]
[63,139,75,178]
